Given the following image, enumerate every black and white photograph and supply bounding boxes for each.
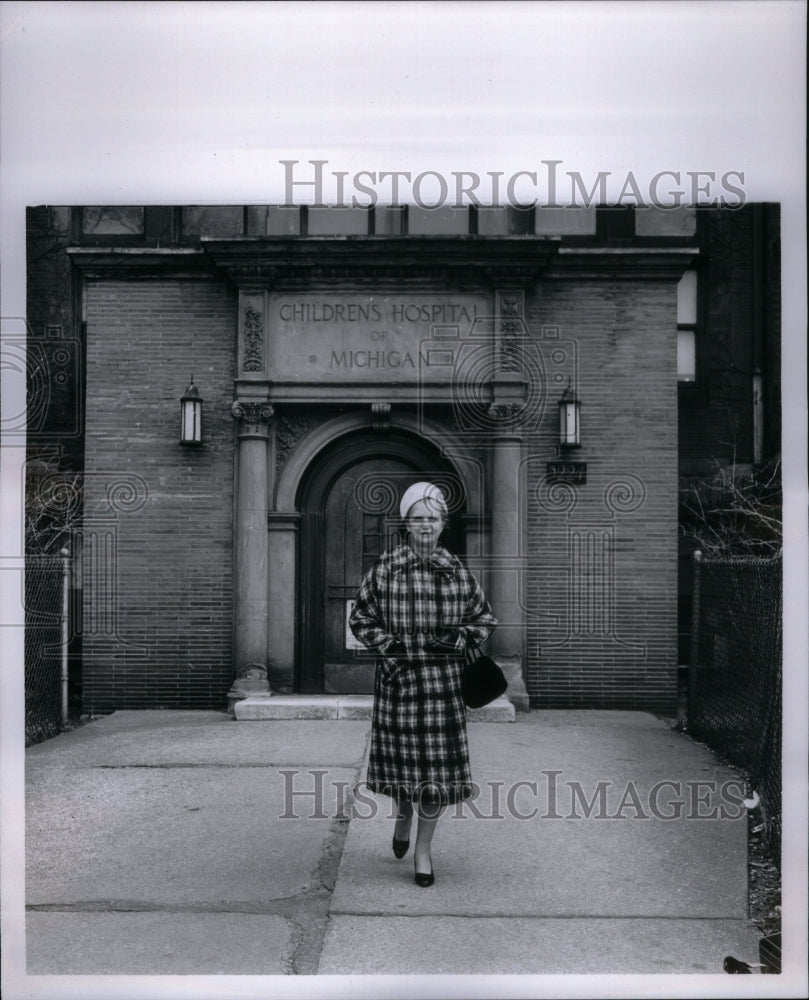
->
[1,2,806,998]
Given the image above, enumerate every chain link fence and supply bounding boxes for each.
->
[688,552,782,859]
[25,554,67,747]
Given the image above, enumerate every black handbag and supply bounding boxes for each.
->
[462,646,508,709]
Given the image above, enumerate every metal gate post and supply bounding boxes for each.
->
[687,549,702,718]
[60,546,70,724]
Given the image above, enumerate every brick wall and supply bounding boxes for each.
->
[676,206,781,663]
[25,207,83,460]
[525,279,679,709]
[678,206,781,477]
[27,205,777,714]
[81,279,236,711]
[763,205,781,459]
[26,207,75,337]
[78,273,679,712]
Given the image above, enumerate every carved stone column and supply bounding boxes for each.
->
[228,400,273,708]
[487,408,524,660]
[487,288,529,662]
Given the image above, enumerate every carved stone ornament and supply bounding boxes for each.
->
[371,402,391,432]
[231,400,274,436]
[498,291,524,374]
[275,413,313,472]
[234,265,279,284]
[242,305,264,372]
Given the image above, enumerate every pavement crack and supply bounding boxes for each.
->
[91,761,361,769]
[287,736,369,974]
[27,898,319,915]
[328,909,753,920]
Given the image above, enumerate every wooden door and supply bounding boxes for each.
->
[323,457,409,693]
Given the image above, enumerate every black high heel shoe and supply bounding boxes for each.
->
[392,834,410,859]
[414,858,434,888]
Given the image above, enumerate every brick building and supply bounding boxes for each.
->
[25,203,781,714]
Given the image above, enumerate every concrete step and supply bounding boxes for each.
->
[233,694,515,722]
[467,697,515,722]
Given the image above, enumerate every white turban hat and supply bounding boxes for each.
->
[399,482,448,520]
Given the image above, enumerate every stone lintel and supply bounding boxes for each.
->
[265,383,486,405]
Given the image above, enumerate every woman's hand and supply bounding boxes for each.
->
[424,628,466,654]
[383,637,406,657]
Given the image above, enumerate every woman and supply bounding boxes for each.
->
[349,481,497,887]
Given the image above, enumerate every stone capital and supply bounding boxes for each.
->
[231,400,274,437]
[486,402,527,433]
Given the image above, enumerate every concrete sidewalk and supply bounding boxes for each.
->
[25,708,760,977]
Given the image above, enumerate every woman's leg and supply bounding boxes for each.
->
[394,792,414,842]
[413,795,445,874]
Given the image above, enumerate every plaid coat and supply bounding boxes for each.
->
[349,543,497,804]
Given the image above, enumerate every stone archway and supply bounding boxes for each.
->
[265,412,487,693]
[294,429,466,693]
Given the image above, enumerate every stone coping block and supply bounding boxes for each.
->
[234,695,514,722]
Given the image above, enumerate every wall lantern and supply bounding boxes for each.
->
[180,376,203,445]
[558,378,581,448]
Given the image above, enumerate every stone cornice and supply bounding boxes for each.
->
[200,237,554,290]
[66,246,208,279]
[548,246,700,280]
[65,240,699,285]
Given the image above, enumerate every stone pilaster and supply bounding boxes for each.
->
[487,288,529,664]
[228,399,274,710]
[267,511,300,693]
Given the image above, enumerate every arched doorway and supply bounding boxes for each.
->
[296,430,465,693]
